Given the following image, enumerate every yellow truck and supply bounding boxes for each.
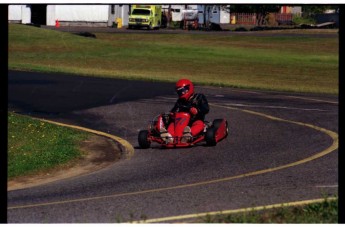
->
[128,5,162,29]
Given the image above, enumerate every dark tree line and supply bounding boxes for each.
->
[301,5,339,16]
[229,5,339,25]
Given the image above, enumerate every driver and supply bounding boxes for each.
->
[161,78,209,143]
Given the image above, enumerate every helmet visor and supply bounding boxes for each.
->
[176,85,190,97]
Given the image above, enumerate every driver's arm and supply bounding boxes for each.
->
[196,94,209,115]
[170,101,179,113]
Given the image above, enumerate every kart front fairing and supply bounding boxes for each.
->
[138,112,228,149]
[148,112,208,147]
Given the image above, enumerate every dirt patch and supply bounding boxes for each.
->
[8,134,121,191]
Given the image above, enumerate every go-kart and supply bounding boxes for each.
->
[138,108,228,148]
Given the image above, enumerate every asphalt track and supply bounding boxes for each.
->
[7,70,338,223]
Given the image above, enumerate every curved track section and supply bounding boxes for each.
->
[8,71,338,223]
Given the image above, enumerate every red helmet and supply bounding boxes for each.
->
[176,79,194,100]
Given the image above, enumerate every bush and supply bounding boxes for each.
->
[266,13,278,26]
[293,15,316,25]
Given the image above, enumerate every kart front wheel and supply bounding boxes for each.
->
[138,130,151,149]
[212,119,224,130]
[205,127,217,146]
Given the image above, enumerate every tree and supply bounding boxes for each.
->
[302,5,339,16]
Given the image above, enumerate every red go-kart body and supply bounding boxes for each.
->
[138,112,228,148]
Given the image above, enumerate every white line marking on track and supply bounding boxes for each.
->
[225,103,330,112]
[315,185,338,188]
[134,197,338,223]
[195,86,262,95]
[283,95,338,105]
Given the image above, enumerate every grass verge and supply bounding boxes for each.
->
[9,24,338,94]
[8,112,89,179]
[202,197,338,223]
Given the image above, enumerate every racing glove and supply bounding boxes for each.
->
[190,107,198,115]
[169,112,175,120]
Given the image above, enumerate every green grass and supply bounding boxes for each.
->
[9,24,338,94]
[8,112,88,179]
[202,197,338,223]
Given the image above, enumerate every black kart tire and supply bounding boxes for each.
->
[205,127,217,146]
[138,130,151,149]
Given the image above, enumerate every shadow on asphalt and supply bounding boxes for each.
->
[8,70,175,115]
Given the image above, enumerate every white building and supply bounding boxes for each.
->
[8,4,230,28]
[8,5,129,27]
[8,5,31,24]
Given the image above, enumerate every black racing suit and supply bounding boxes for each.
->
[170,93,209,124]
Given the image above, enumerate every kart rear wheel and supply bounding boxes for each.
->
[205,127,217,146]
[138,130,151,149]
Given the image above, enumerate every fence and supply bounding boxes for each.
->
[273,13,293,25]
[230,13,293,25]
[231,13,257,25]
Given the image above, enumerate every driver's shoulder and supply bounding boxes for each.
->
[192,93,205,100]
